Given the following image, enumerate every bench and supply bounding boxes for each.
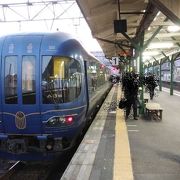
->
[145,102,163,120]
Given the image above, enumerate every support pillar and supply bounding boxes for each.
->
[152,64,154,74]
[159,60,162,91]
[170,58,174,95]
[139,31,144,114]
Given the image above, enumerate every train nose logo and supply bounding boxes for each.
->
[15,111,26,129]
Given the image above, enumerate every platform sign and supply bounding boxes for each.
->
[111,56,119,66]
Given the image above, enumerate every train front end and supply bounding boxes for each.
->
[0,33,88,160]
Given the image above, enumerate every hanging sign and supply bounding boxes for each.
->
[111,56,119,66]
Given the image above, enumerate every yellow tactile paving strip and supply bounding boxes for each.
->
[113,86,134,180]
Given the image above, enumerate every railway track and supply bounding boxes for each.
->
[0,160,54,180]
[0,160,22,180]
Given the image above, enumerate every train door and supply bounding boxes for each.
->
[1,35,43,134]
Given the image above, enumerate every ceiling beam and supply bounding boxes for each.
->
[170,36,180,48]
[116,33,134,39]
[150,0,180,26]
[143,18,168,50]
[145,32,180,38]
[152,56,160,64]
[121,32,139,49]
[95,37,132,48]
[161,51,170,61]
[151,21,174,26]
[135,2,159,43]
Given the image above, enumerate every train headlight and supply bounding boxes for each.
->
[46,116,74,127]
[48,118,58,126]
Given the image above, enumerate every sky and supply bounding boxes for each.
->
[0,0,102,52]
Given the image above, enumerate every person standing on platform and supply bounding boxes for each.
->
[123,72,139,120]
[145,73,158,100]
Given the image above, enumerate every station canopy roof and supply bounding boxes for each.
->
[76,0,180,64]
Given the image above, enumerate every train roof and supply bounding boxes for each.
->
[0,31,110,66]
[0,31,76,44]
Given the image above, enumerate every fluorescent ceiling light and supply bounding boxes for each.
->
[157,11,161,16]
[167,25,180,32]
[143,51,159,56]
[148,42,173,49]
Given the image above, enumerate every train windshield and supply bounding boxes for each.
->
[4,56,18,104]
[4,55,36,104]
[42,56,82,104]
[22,56,36,104]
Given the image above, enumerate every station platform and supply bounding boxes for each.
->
[61,85,180,180]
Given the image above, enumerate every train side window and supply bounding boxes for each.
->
[4,56,18,104]
[22,56,36,104]
[42,56,82,104]
[86,60,98,97]
[86,59,109,99]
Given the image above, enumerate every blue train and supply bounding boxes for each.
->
[0,32,112,160]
